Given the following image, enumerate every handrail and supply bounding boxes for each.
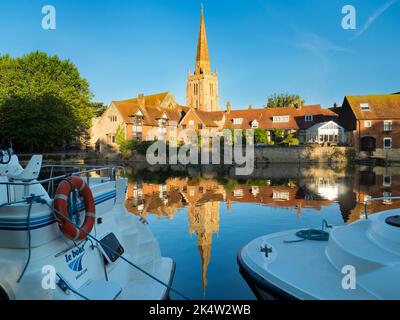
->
[0,165,125,186]
[0,165,125,202]
[363,196,400,219]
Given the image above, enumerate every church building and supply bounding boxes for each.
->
[89,6,338,152]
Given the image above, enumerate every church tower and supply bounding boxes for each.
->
[186,5,220,112]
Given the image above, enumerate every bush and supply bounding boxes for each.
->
[134,141,155,155]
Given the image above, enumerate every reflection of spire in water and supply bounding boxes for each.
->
[188,201,220,293]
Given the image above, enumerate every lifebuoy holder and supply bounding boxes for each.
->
[53,176,96,241]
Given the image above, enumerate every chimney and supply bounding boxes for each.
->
[333,102,338,109]
[297,97,302,110]
[138,93,145,107]
[226,101,231,113]
[248,104,253,110]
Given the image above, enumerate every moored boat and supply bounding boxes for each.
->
[0,145,177,300]
[238,203,400,300]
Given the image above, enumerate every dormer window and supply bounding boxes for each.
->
[273,116,289,123]
[233,118,243,125]
[251,120,259,128]
[305,115,313,122]
[360,103,370,111]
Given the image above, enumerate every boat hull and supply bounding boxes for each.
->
[237,210,400,300]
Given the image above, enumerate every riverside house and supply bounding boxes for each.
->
[89,7,345,152]
[338,93,400,156]
[223,102,341,144]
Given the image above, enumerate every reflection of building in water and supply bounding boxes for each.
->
[124,175,349,290]
[226,184,334,217]
[305,177,350,201]
[342,168,400,223]
[187,202,220,290]
[126,177,224,291]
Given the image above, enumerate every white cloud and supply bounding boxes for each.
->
[353,0,398,39]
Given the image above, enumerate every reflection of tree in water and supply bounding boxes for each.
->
[338,191,357,222]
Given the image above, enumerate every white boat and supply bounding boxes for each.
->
[238,205,400,300]
[0,146,176,300]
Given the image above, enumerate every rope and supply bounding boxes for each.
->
[16,196,35,282]
[284,219,332,243]
[41,201,191,300]
[3,193,190,300]
[56,273,89,300]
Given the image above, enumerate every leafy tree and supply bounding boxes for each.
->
[254,129,269,144]
[0,51,94,151]
[272,129,286,143]
[91,102,107,117]
[266,94,304,109]
[283,133,300,146]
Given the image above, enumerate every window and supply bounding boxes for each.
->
[195,100,199,109]
[384,138,392,149]
[251,120,259,128]
[107,134,116,144]
[273,116,289,123]
[305,115,313,122]
[198,124,203,130]
[383,175,392,187]
[194,83,199,96]
[360,103,370,111]
[384,120,393,132]
[364,120,372,128]
[182,125,187,130]
[233,118,243,125]
[273,191,290,200]
[189,120,194,126]
[109,115,117,122]
[209,84,214,95]
[251,186,259,196]
[383,191,392,205]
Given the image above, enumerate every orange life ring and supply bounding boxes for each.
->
[53,176,96,241]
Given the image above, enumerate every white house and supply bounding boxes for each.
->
[305,121,345,144]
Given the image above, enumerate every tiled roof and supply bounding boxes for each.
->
[195,110,225,127]
[344,94,400,120]
[112,92,182,126]
[224,105,338,130]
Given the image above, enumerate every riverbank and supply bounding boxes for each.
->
[19,145,356,165]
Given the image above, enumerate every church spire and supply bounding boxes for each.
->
[195,4,211,75]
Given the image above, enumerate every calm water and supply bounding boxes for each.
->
[123,163,400,300]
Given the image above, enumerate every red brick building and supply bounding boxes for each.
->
[339,93,400,152]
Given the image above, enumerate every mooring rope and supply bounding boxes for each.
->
[284,219,332,243]
[11,194,190,300]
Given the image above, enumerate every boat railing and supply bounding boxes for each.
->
[363,196,400,219]
[0,164,126,203]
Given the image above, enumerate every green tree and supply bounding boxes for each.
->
[272,129,286,143]
[91,102,107,117]
[266,94,304,109]
[254,129,269,144]
[0,51,94,151]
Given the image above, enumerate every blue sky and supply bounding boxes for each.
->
[0,0,399,109]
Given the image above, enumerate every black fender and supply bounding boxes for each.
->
[0,285,9,300]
